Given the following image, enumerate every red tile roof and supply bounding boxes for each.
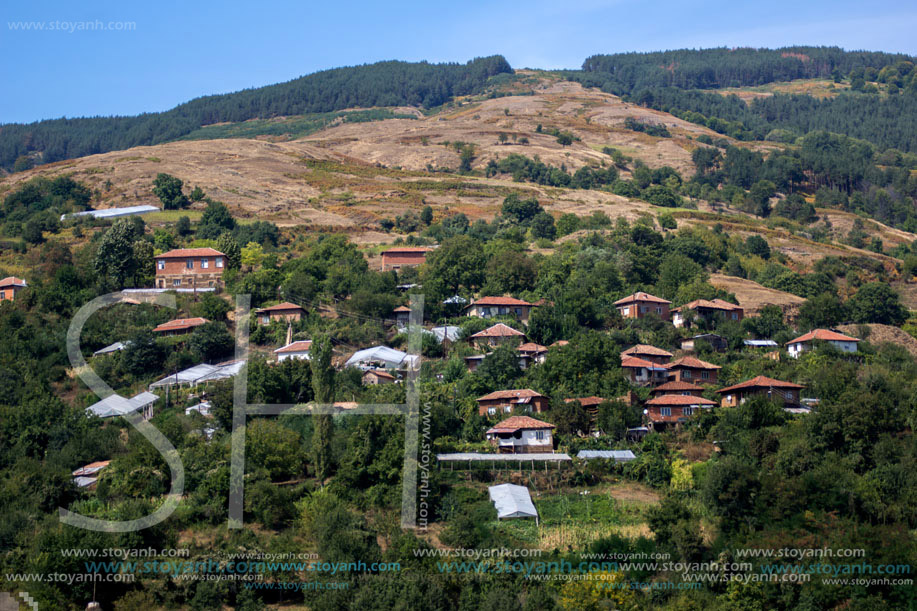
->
[717,375,804,394]
[665,356,721,370]
[154,248,225,259]
[381,247,433,254]
[565,396,605,407]
[652,381,705,393]
[469,296,535,307]
[621,344,673,358]
[256,302,304,313]
[614,292,671,306]
[621,356,665,369]
[470,323,526,338]
[393,305,412,312]
[274,340,312,354]
[486,415,555,433]
[787,329,860,344]
[0,276,27,288]
[153,317,209,333]
[518,342,548,353]
[672,298,742,313]
[364,369,396,380]
[478,389,546,402]
[646,394,717,406]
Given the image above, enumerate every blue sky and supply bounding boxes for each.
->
[2,0,917,123]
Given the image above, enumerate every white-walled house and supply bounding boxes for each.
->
[274,340,312,361]
[786,329,860,358]
[485,416,554,454]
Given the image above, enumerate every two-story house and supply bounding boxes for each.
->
[650,381,705,397]
[465,296,537,325]
[380,247,433,271]
[717,375,804,408]
[0,276,27,302]
[614,292,671,320]
[620,344,673,365]
[255,302,306,325]
[469,323,527,348]
[665,356,721,384]
[485,416,554,454]
[785,329,860,358]
[621,356,669,385]
[477,389,550,416]
[671,299,743,328]
[645,394,717,429]
[154,248,226,289]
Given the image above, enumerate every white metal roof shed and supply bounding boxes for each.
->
[345,346,419,370]
[489,484,539,522]
[86,391,158,419]
[577,450,637,462]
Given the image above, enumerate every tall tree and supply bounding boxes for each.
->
[310,335,336,483]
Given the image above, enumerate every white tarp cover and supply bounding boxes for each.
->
[429,326,461,344]
[489,484,538,520]
[93,341,129,356]
[149,360,245,389]
[61,205,159,221]
[345,346,418,370]
[577,450,636,462]
[86,391,158,418]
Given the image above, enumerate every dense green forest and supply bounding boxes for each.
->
[0,56,512,170]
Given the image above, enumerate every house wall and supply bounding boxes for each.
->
[467,304,532,324]
[668,368,718,384]
[258,309,303,325]
[721,388,800,407]
[0,286,23,301]
[617,301,669,321]
[478,397,549,416]
[277,351,310,362]
[155,256,225,289]
[488,429,553,453]
[788,339,858,358]
[381,253,427,271]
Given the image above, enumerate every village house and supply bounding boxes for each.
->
[362,369,397,385]
[620,344,673,365]
[380,246,433,271]
[565,396,605,433]
[786,329,860,358]
[621,356,669,385]
[465,296,537,325]
[645,394,717,429]
[485,416,555,454]
[477,389,550,417]
[255,302,305,325]
[274,340,312,362]
[517,342,548,365]
[0,276,27,302]
[614,292,671,320]
[152,317,209,336]
[680,333,728,352]
[469,323,527,348]
[393,305,411,327]
[650,381,705,397]
[665,356,721,384]
[154,248,226,289]
[717,375,804,408]
[671,299,744,328]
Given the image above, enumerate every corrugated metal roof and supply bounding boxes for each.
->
[577,450,637,461]
[489,484,538,519]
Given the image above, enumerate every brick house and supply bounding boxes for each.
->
[621,356,669,385]
[0,277,27,302]
[671,299,743,328]
[154,248,226,289]
[255,302,305,325]
[645,394,717,429]
[469,323,527,348]
[717,375,804,408]
[485,416,554,454]
[477,389,550,417]
[517,342,548,365]
[786,329,860,358]
[665,356,721,384]
[152,317,209,336]
[620,344,672,365]
[380,247,433,271]
[614,292,671,320]
[465,296,537,325]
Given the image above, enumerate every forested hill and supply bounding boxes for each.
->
[0,55,512,170]
[580,46,915,92]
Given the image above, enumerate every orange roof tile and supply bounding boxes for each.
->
[672,298,742,313]
[621,344,673,358]
[614,292,671,306]
[256,302,304,313]
[478,389,545,401]
[486,415,555,433]
[470,323,526,338]
[787,329,860,344]
[665,356,721,370]
[469,296,535,307]
[0,276,27,288]
[646,394,717,406]
[565,396,605,407]
[652,381,705,393]
[155,248,224,259]
[517,342,548,353]
[621,356,666,369]
[153,317,209,333]
[274,340,312,354]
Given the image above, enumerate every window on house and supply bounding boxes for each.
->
[535,430,544,440]
[656,307,662,314]
[0,292,5,299]
[622,307,630,316]
[660,407,671,416]
[186,260,193,269]
[684,407,694,416]
[641,306,648,313]
[732,313,738,320]
[201,259,209,269]
[173,279,181,286]
[216,258,224,268]
[701,371,709,379]
[488,407,496,415]
[157,260,165,270]
[683,370,691,378]
[504,406,512,413]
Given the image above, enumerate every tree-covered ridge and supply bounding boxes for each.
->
[580,46,914,92]
[0,56,512,170]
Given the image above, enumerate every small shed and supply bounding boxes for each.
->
[488,483,539,524]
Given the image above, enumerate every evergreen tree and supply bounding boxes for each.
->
[311,336,336,483]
